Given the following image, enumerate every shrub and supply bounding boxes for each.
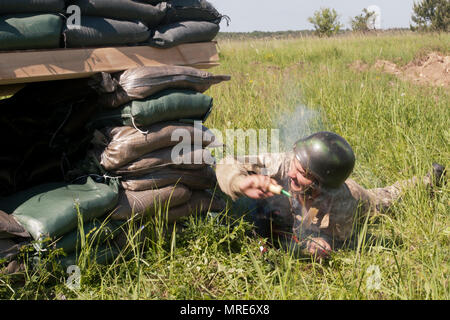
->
[308,8,343,37]
[351,8,376,32]
[411,0,450,32]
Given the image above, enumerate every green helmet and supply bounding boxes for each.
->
[293,131,355,189]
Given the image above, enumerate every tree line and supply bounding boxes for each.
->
[308,0,449,37]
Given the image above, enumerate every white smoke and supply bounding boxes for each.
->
[367,5,382,30]
[272,104,327,152]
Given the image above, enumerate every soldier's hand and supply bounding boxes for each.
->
[306,237,332,259]
[239,175,278,199]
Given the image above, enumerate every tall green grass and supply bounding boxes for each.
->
[1,33,448,300]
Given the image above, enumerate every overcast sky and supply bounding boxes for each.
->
[209,0,417,32]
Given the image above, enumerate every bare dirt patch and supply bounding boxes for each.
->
[350,60,370,72]
[350,52,449,87]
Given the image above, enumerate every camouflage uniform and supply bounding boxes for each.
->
[216,152,431,254]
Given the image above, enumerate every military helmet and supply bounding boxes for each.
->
[293,131,355,189]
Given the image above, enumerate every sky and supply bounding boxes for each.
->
[209,0,418,32]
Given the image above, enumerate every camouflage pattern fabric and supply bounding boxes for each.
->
[216,152,431,254]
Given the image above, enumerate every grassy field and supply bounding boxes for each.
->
[1,33,449,300]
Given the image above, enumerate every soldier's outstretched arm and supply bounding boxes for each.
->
[216,153,287,200]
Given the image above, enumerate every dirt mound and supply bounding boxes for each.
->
[349,60,370,72]
[374,60,402,75]
[350,52,449,87]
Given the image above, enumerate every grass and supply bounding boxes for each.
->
[1,32,449,300]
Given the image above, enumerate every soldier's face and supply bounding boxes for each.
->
[288,158,315,192]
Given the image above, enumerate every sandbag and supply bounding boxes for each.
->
[140,0,165,4]
[104,221,149,251]
[1,259,26,275]
[90,90,213,129]
[99,66,231,108]
[111,184,192,220]
[149,20,219,48]
[67,0,168,28]
[97,122,218,171]
[0,177,120,240]
[0,210,30,239]
[164,0,223,24]
[58,244,121,268]
[63,16,150,48]
[0,14,63,51]
[121,166,217,191]
[0,0,65,14]
[114,147,213,177]
[166,190,226,222]
[0,238,29,261]
[54,219,121,255]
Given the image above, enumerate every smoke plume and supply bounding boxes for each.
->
[272,104,327,152]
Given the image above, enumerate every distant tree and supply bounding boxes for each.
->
[410,0,450,32]
[308,8,343,37]
[350,8,376,32]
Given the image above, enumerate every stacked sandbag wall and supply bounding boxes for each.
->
[0,67,230,273]
[0,1,230,273]
[0,0,227,51]
[84,65,230,223]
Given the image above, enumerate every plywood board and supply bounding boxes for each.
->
[0,42,219,85]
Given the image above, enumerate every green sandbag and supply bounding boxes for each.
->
[0,14,63,51]
[67,0,168,28]
[0,0,65,14]
[0,177,119,241]
[63,16,150,48]
[164,0,223,24]
[54,219,122,255]
[148,20,219,48]
[89,89,213,129]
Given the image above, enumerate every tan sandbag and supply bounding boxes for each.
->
[121,166,217,191]
[111,184,192,221]
[0,210,30,239]
[0,238,29,261]
[114,147,214,177]
[166,190,226,222]
[1,260,25,275]
[98,65,231,108]
[97,122,218,171]
[105,221,152,252]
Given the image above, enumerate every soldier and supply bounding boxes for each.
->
[216,131,445,259]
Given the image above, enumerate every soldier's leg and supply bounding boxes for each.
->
[365,163,445,213]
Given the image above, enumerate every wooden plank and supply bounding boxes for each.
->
[0,42,219,85]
